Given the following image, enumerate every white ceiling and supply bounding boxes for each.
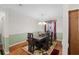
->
[0,4,63,21]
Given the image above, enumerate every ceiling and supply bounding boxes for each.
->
[0,4,63,21]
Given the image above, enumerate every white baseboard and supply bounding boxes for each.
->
[9,40,27,47]
[57,39,62,41]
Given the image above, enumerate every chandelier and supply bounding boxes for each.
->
[38,13,47,25]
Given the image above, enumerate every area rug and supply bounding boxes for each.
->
[22,41,57,55]
[50,49,59,55]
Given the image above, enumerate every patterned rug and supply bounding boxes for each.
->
[22,41,57,55]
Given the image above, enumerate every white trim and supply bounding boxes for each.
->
[9,40,27,47]
[57,39,62,41]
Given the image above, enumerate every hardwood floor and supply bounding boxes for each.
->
[9,41,28,52]
[9,48,29,55]
[9,41,29,55]
[9,40,62,55]
[54,41,62,55]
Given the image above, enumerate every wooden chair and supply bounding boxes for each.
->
[27,33,34,53]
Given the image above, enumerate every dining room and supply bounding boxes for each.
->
[0,4,63,55]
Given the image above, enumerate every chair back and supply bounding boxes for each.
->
[27,33,33,39]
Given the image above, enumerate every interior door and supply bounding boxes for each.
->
[69,10,79,55]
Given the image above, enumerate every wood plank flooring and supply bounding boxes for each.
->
[9,41,28,52]
[9,40,62,55]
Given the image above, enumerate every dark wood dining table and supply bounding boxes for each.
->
[32,35,48,52]
[33,35,47,41]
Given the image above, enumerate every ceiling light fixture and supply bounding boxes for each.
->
[38,13,47,25]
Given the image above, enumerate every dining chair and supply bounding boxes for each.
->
[27,33,34,53]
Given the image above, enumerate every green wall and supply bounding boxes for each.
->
[0,33,27,54]
[57,33,63,41]
[8,32,63,46]
[9,33,27,45]
[1,33,27,54]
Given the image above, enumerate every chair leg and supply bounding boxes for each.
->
[0,50,4,55]
[32,45,34,54]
